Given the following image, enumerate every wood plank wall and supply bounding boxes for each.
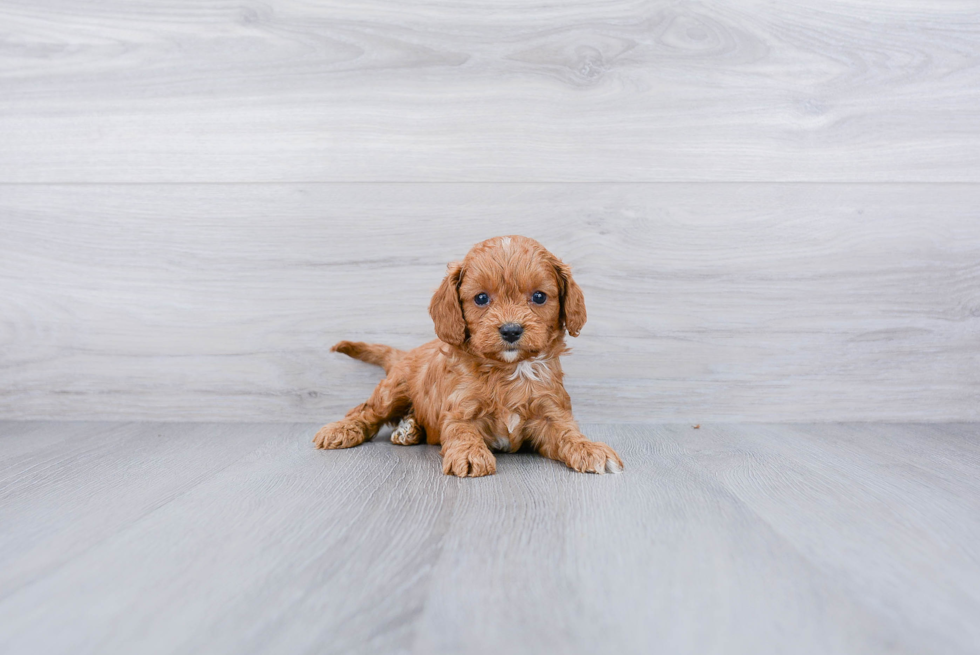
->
[1,0,978,421]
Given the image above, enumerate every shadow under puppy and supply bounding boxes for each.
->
[314,235,623,477]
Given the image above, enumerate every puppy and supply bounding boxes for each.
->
[314,235,623,477]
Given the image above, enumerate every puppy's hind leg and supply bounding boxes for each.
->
[314,373,409,450]
[390,412,424,446]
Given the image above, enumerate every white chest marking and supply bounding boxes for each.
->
[509,356,550,383]
[507,412,521,434]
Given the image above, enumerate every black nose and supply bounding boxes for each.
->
[499,323,524,343]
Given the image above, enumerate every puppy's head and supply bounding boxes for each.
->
[429,236,586,362]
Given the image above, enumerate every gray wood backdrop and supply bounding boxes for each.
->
[1,0,978,422]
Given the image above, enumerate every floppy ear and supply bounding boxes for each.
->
[554,259,587,337]
[429,261,467,346]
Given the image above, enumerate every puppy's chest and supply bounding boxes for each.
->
[484,404,526,453]
[481,371,548,452]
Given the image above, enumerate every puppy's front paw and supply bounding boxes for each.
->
[442,442,497,477]
[561,440,624,475]
[313,420,367,449]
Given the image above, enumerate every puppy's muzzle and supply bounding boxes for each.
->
[498,323,524,344]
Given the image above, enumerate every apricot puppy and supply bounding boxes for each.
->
[314,235,623,477]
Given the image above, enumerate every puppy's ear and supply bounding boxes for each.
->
[429,261,467,346]
[554,259,587,337]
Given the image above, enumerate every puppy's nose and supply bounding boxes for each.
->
[498,323,524,343]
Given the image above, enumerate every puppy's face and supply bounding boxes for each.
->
[429,236,586,361]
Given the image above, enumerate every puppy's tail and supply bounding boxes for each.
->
[331,340,406,373]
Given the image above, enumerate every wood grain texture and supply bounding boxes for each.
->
[0,422,273,596]
[2,183,977,422]
[2,2,978,421]
[1,0,979,182]
[1,421,978,654]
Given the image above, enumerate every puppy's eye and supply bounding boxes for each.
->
[474,292,490,306]
[531,291,547,305]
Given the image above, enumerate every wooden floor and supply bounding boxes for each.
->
[1,422,978,654]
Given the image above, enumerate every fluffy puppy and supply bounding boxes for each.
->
[314,235,623,477]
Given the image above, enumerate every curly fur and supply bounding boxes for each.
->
[313,235,624,477]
